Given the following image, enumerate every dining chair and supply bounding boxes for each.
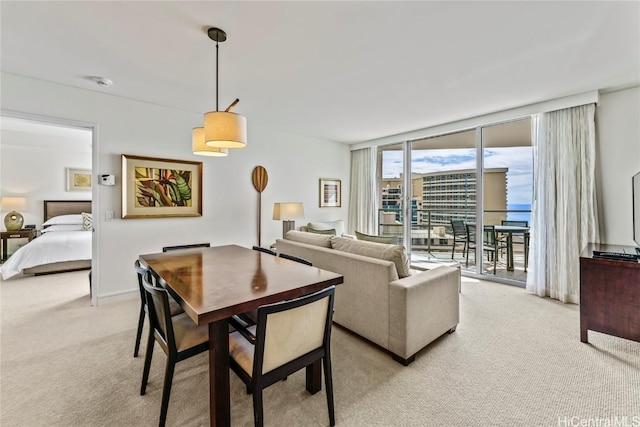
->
[278,253,312,266]
[139,270,209,427]
[228,286,336,427]
[500,220,530,271]
[133,260,184,358]
[466,224,507,274]
[450,219,468,259]
[252,245,276,256]
[162,242,210,252]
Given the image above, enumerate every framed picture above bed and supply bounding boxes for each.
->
[121,154,203,219]
[66,168,92,191]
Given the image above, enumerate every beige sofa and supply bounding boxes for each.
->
[275,230,460,365]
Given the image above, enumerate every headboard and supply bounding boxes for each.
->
[43,200,92,222]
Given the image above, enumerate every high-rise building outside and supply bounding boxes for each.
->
[380,168,508,230]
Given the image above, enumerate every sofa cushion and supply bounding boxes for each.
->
[308,227,336,235]
[285,230,332,248]
[307,220,345,236]
[355,231,394,244]
[330,236,411,278]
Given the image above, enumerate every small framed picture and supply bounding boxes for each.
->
[66,168,92,191]
[319,178,341,208]
[121,154,202,219]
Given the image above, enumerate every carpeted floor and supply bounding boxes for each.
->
[1,271,638,426]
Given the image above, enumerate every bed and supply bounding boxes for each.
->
[1,200,92,280]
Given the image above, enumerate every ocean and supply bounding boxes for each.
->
[507,204,532,223]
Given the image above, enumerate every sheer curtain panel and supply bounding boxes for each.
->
[526,104,599,303]
[348,147,377,235]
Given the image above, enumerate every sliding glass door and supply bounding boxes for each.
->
[376,118,532,283]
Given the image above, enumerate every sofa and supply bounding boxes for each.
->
[275,230,460,365]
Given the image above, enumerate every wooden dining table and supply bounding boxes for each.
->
[139,244,344,427]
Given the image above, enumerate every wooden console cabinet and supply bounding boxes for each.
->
[580,243,640,343]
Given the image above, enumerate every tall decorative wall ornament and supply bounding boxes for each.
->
[252,166,269,246]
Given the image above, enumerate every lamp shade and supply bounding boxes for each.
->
[204,111,247,148]
[272,202,305,221]
[192,127,228,157]
[1,197,27,211]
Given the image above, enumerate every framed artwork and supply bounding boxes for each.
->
[319,178,341,207]
[66,168,92,191]
[121,154,202,219]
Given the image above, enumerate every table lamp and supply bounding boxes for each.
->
[2,197,27,231]
[273,202,305,238]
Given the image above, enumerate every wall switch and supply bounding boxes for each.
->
[105,211,114,221]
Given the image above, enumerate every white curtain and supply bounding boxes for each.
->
[526,103,599,303]
[348,147,377,235]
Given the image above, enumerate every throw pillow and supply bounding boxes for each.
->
[81,212,92,231]
[308,227,336,235]
[284,230,333,248]
[330,236,411,278]
[355,231,394,244]
[307,220,345,237]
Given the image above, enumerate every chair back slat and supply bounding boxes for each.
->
[278,253,312,266]
[162,243,210,252]
[501,220,528,227]
[252,246,276,256]
[134,260,148,306]
[254,287,334,376]
[141,273,175,350]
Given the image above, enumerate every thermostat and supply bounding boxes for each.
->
[100,174,115,185]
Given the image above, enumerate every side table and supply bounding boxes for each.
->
[1,229,37,262]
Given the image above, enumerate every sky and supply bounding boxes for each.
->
[383,147,533,205]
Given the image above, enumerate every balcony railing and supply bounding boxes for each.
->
[378,208,531,280]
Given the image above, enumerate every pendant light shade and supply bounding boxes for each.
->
[204,111,247,148]
[192,127,228,157]
[193,26,247,155]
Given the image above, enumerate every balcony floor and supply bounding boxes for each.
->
[411,247,528,283]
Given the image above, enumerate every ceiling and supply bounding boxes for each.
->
[1,1,638,145]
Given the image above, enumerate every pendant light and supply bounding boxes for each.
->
[204,27,247,149]
[192,126,228,156]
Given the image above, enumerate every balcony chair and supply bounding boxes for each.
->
[450,219,468,259]
[133,260,184,358]
[228,286,336,427]
[139,270,209,427]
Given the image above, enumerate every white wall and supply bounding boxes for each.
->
[595,86,640,246]
[1,129,92,228]
[1,72,350,300]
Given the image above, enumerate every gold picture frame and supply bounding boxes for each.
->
[319,178,341,207]
[121,154,202,219]
[66,168,92,192]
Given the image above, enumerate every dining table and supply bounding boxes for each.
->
[139,244,344,427]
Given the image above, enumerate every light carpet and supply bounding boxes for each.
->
[1,271,638,426]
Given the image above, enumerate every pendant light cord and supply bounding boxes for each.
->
[215,40,219,112]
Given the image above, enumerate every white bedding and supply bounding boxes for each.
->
[0,230,92,280]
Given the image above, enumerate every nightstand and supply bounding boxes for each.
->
[1,229,37,262]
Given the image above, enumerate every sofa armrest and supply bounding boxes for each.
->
[388,266,460,359]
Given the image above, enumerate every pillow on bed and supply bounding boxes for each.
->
[43,214,84,226]
[81,212,92,231]
[42,224,84,232]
